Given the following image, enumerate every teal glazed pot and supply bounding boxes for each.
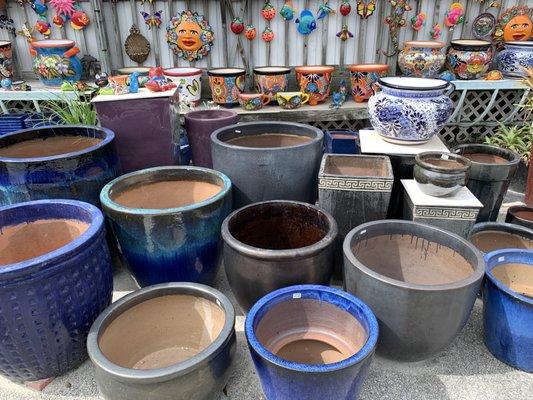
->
[101,166,232,287]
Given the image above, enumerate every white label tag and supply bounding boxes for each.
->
[498,256,505,262]
[293,293,302,299]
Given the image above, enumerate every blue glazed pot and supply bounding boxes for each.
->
[0,125,120,207]
[245,285,378,400]
[101,166,232,287]
[368,77,455,144]
[30,39,82,86]
[483,249,533,372]
[497,41,533,78]
[324,129,360,154]
[0,200,113,380]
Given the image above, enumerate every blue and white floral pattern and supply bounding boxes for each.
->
[497,43,533,77]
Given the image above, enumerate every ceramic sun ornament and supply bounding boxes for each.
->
[356,0,376,19]
[382,0,411,56]
[166,10,214,62]
[411,12,426,31]
[261,1,276,21]
[444,3,465,31]
[493,5,533,46]
[280,1,295,21]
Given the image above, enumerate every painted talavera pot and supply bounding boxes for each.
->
[238,93,270,111]
[295,65,335,106]
[343,220,484,361]
[222,201,337,312]
[164,67,203,105]
[398,40,446,78]
[497,41,533,78]
[483,249,533,372]
[506,205,533,230]
[446,40,493,80]
[87,283,236,400]
[348,64,388,103]
[246,285,378,400]
[29,39,82,86]
[100,166,232,287]
[0,199,113,380]
[211,121,323,209]
[368,77,455,144]
[0,125,120,207]
[208,68,246,107]
[0,40,13,79]
[468,222,533,254]
[253,66,291,102]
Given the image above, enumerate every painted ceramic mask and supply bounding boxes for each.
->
[166,10,214,61]
[504,14,533,41]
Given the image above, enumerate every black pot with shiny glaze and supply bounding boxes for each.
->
[505,205,533,230]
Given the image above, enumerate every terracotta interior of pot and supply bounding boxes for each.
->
[470,231,533,253]
[226,133,312,148]
[425,157,465,169]
[492,262,533,298]
[460,152,510,165]
[0,218,89,265]
[255,298,368,365]
[324,156,390,177]
[229,204,328,250]
[513,209,533,221]
[352,234,474,285]
[98,294,225,370]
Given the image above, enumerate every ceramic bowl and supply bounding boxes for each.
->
[207,68,246,107]
[275,91,310,109]
[238,93,270,111]
[164,67,203,105]
[253,66,291,102]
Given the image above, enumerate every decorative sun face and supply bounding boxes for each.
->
[176,20,203,52]
[504,14,533,41]
[49,0,76,17]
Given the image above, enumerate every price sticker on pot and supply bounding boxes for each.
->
[293,293,302,299]
[498,256,505,262]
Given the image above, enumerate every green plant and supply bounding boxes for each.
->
[485,124,532,164]
[43,92,98,126]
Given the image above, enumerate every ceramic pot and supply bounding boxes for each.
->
[324,129,360,154]
[468,222,533,254]
[116,66,151,76]
[506,205,533,230]
[295,66,335,106]
[414,151,471,197]
[108,75,129,95]
[398,40,446,78]
[29,39,82,86]
[497,41,533,78]
[184,109,239,168]
[344,220,484,361]
[348,64,388,103]
[88,282,236,400]
[0,199,113,380]
[0,125,120,207]
[452,144,520,222]
[238,93,270,111]
[368,77,455,144]
[246,285,378,400]
[222,201,337,312]
[207,68,246,107]
[253,66,291,102]
[483,249,532,372]
[164,67,203,105]
[446,40,493,80]
[100,166,232,287]
[275,91,310,109]
[0,40,13,79]
[211,121,323,209]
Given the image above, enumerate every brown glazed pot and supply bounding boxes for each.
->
[505,205,533,230]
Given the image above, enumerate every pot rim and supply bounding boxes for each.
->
[451,144,521,166]
[87,282,236,383]
[378,76,449,91]
[450,39,492,50]
[404,40,445,48]
[117,67,151,74]
[31,39,76,48]
[0,125,115,163]
[415,151,471,173]
[469,221,533,241]
[0,40,11,47]
[294,65,335,74]
[504,40,533,47]
[207,68,246,77]
[343,220,485,291]
[245,284,379,373]
[348,63,389,72]
[184,109,238,122]
[100,166,232,216]
[221,200,338,261]
[508,205,533,224]
[164,67,203,77]
[253,66,291,75]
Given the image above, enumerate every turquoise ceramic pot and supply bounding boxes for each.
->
[30,39,82,86]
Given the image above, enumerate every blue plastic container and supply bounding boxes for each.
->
[324,129,360,154]
[483,249,533,372]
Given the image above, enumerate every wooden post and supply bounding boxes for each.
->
[91,0,111,74]
[525,143,533,206]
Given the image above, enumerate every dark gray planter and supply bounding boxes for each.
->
[451,144,520,222]
[87,282,236,400]
[222,200,337,312]
[211,122,323,209]
[343,220,484,361]
[468,222,533,253]
[506,205,533,231]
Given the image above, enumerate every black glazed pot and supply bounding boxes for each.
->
[506,205,533,230]
[468,222,533,253]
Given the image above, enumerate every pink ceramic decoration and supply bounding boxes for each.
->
[261,1,276,21]
[411,12,426,31]
[144,67,176,92]
[444,3,465,30]
[295,65,335,106]
[431,24,442,39]
[348,63,388,103]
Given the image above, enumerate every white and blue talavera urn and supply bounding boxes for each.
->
[497,41,533,78]
[368,77,455,145]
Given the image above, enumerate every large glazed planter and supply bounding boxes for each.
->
[398,40,446,78]
[348,63,388,103]
[246,285,378,400]
[368,77,454,144]
[446,40,493,80]
[0,40,13,79]
[29,39,82,86]
[253,66,291,102]
[101,166,231,287]
[295,65,335,106]
[211,121,323,208]
[506,205,533,230]
[184,109,239,168]
[222,201,337,312]
[164,67,203,105]
[468,222,533,253]
[483,249,533,372]
[497,41,533,78]
[344,220,484,361]
[0,125,120,207]
[207,68,246,107]
[452,144,520,222]
[88,283,236,400]
[0,200,113,380]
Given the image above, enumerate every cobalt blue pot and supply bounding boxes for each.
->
[0,199,113,381]
[483,249,533,372]
[324,129,360,154]
[245,285,378,400]
[101,166,232,287]
[0,125,120,207]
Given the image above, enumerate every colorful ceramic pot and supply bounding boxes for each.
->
[208,68,246,107]
[164,67,203,105]
[348,64,388,103]
[398,40,446,78]
[238,93,270,111]
[368,77,455,144]
[295,66,335,106]
[497,41,533,78]
[447,40,493,80]
[0,40,13,79]
[468,222,533,254]
[29,39,82,86]
[483,249,533,372]
[254,66,291,102]
[506,205,533,230]
[108,75,129,95]
[246,285,378,400]
[0,199,113,380]
[100,166,232,287]
[88,282,236,400]
[275,91,310,109]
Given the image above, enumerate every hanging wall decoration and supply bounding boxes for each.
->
[382,0,411,56]
[262,27,274,42]
[0,15,15,35]
[231,17,244,34]
[336,24,353,41]
[261,1,276,21]
[280,1,295,21]
[411,12,426,31]
[166,10,214,62]
[141,10,162,30]
[317,1,335,20]
[295,9,316,35]
[430,23,442,40]
[472,12,496,40]
[125,25,150,63]
[70,10,89,30]
[493,5,532,45]
[245,24,256,40]
[31,0,48,16]
[356,0,376,19]
[34,19,51,37]
[444,3,465,31]
[49,0,90,31]
[340,0,351,17]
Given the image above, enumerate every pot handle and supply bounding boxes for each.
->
[64,46,80,58]
[29,44,36,57]
[444,82,456,96]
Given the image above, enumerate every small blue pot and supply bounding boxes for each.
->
[497,41,533,78]
[324,129,360,154]
[246,285,378,400]
[483,249,533,372]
